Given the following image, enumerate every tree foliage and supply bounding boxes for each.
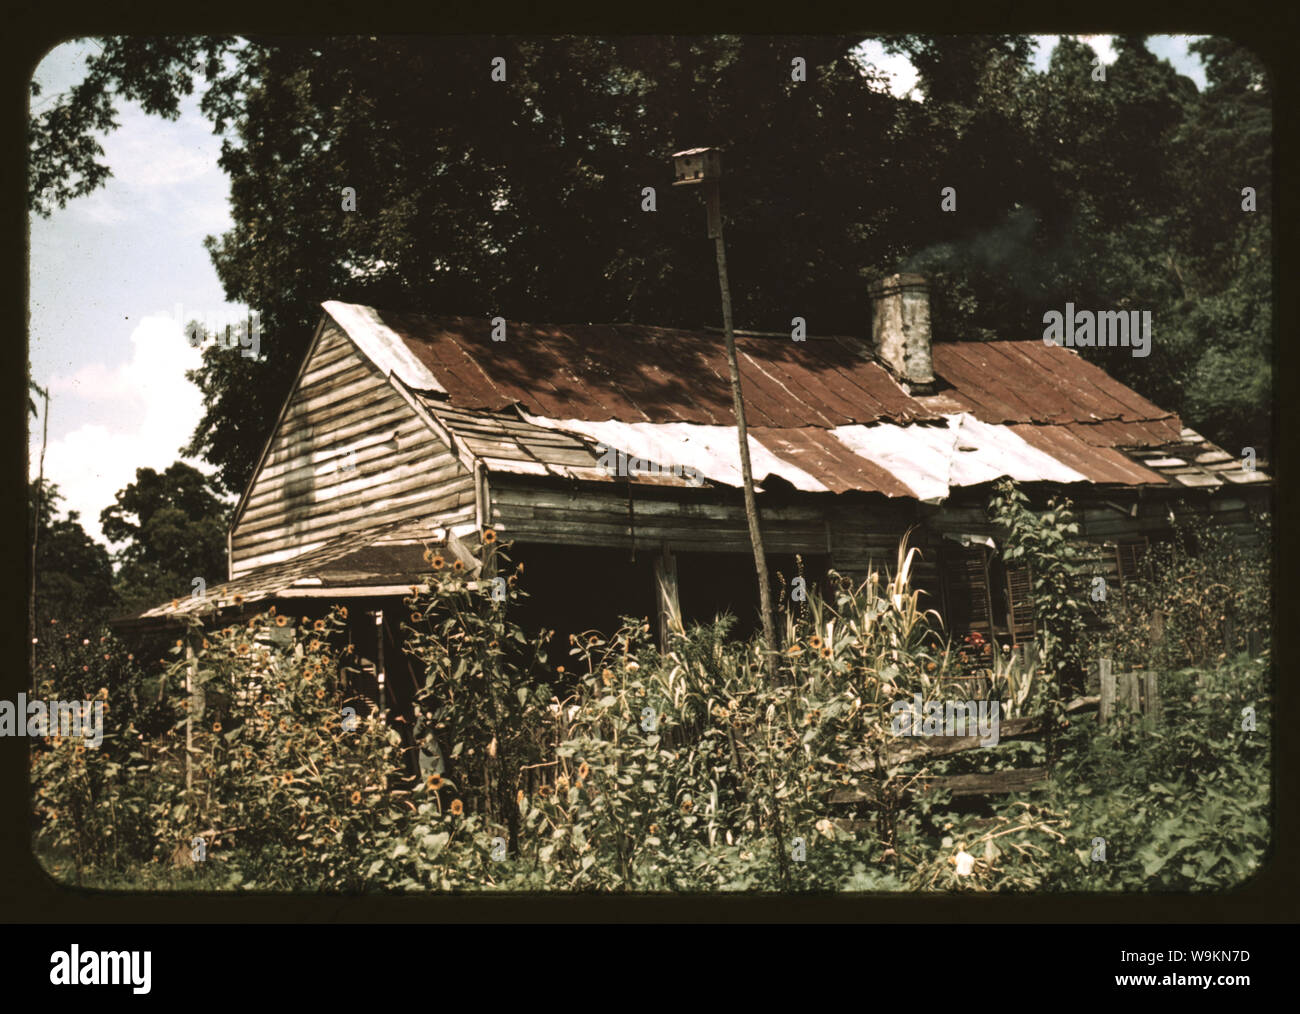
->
[31,34,1272,495]
[30,480,116,625]
[99,462,230,613]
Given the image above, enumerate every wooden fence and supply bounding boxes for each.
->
[1096,657,1161,726]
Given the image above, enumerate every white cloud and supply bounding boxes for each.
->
[73,190,128,226]
[32,312,216,546]
[1074,35,1117,65]
[99,101,219,189]
[853,40,921,99]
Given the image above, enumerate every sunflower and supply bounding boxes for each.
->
[275,615,288,627]
[681,798,693,812]
[313,619,326,632]
[212,721,222,733]
[430,555,446,571]
[236,643,251,656]
[452,559,464,572]
[232,594,245,606]
[282,772,293,785]
[315,689,326,700]
[788,645,803,656]
[820,647,832,659]
[74,744,86,757]
[809,635,824,650]
[450,799,464,816]
[308,639,321,652]
[350,790,362,804]
[556,665,565,674]
[426,774,443,790]
[578,761,590,779]
[587,635,600,647]
[338,606,348,619]
[410,612,423,623]
[481,529,497,544]
[538,784,553,799]
[268,605,277,616]
[422,547,435,564]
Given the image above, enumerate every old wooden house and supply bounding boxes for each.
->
[119,273,1269,732]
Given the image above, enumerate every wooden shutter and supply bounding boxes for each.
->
[1115,539,1149,583]
[942,545,995,637]
[1004,562,1036,642]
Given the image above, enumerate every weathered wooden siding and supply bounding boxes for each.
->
[488,477,921,563]
[230,322,476,576]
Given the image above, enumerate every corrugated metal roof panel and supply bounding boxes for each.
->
[326,304,937,426]
[323,304,1267,498]
[930,341,1176,425]
[121,517,462,624]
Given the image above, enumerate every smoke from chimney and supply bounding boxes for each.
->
[868,273,934,388]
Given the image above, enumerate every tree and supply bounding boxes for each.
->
[30,481,116,626]
[32,34,1272,487]
[99,462,230,613]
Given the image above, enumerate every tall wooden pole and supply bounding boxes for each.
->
[29,383,49,673]
[705,183,778,678]
[185,637,196,799]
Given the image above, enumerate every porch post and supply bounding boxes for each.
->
[654,543,682,648]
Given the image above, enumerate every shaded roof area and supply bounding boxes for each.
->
[326,302,935,426]
[324,301,1181,434]
[321,302,1266,500]
[112,518,474,630]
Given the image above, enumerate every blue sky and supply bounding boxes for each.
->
[28,35,1211,547]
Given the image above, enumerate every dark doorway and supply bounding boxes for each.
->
[676,551,831,641]
[507,543,658,661]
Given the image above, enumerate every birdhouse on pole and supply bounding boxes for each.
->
[671,147,722,186]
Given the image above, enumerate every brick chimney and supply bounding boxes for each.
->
[868,273,934,388]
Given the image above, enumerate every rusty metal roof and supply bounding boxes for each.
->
[115,517,479,628]
[325,302,1269,499]
[928,341,1175,425]
[326,303,935,426]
